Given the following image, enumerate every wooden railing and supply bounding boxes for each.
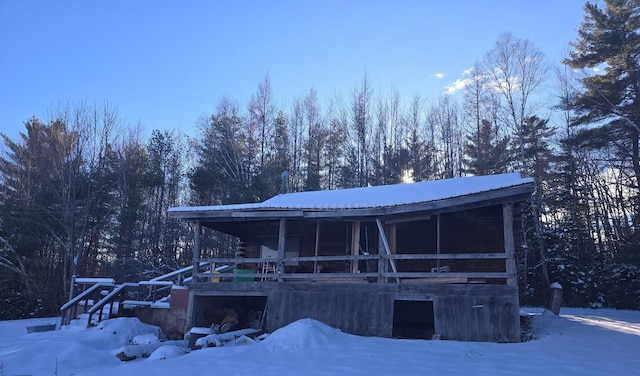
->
[85,282,140,328]
[193,252,512,284]
[61,264,212,327]
[60,282,116,326]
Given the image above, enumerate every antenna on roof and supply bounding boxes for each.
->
[279,170,289,194]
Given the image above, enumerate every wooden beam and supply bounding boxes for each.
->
[277,218,287,279]
[212,271,511,280]
[388,223,397,254]
[314,220,321,273]
[351,221,361,273]
[186,289,196,331]
[385,214,431,224]
[377,229,384,283]
[376,218,399,283]
[503,203,517,286]
[193,222,202,279]
[230,210,304,218]
[436,214,441,270]
[198,252,509,265]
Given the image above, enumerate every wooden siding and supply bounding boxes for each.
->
[189,282,521,342]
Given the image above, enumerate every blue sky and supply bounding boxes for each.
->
[0,0,588,141]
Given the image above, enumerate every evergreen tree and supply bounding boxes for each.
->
[520,116,557,303]
[463,119,511,175]
[564,0,640,228]
[191,97,249,205]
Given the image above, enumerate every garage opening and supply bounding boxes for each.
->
[194,295,267,333]
[392,300,435,339]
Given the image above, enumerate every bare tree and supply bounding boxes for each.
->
[348,74,374,187]
[248,74,276,171]
[428,95,463,179]
[303,88,325,191]
[288,97,306,192]
[49,102,123,286]
[483,32,548,171]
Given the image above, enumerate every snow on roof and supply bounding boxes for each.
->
[170,172,533,213]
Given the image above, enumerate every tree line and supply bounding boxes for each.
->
[1,0,639,319]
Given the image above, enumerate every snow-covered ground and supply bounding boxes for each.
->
[1,307,639,376]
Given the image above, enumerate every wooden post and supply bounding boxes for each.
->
[62,274,77,326]
[351,221,361,273]
[503,203,517,286]
[388,223,398,283]
[314,221,321,273]
[548,282,563,315]
[377,230,384,283]
[193,221,202,281]
[436,214,441,270]
[277,219,287,279]
[186,290,196,331]
[68,274,76,302]
[376,218,399,283]
[388,223,397,255]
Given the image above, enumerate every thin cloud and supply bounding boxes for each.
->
[434,72,445,79]
[462,67,474,76]
[445,78,471,95]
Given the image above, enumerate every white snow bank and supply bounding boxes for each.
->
[146,344,188,361]
[1,309,640,376]
[259,318,348,351]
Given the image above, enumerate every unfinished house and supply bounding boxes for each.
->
[168,172,534,342]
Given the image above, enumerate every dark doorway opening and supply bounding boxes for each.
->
[392,300,435,339]
[195,295,267,332]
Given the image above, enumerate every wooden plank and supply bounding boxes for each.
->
[193,270,511,282]
[388,223,397,254]
[313,277,369,283]
[351,221,360,273]
[376,218,398,282]
[385,214,431,224]
[230,210,304,218]
[466,296,480,341]
[277,219,286,279]
[436,214,441,270]
[193,222,202,277]
[400,277,468,284]
[201,271,510,280]
[476,295,492,342]
[314,221,321,273]
[503,203,517,286]
[198,252,509,265]
[384,253,510,260]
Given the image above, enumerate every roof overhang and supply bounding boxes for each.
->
[169,173,535,223]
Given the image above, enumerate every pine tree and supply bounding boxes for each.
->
[191,97,249,205]
[463,119,511,175]
[564,0,640,229]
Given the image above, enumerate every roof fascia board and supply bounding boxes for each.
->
[169,183,534,222]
